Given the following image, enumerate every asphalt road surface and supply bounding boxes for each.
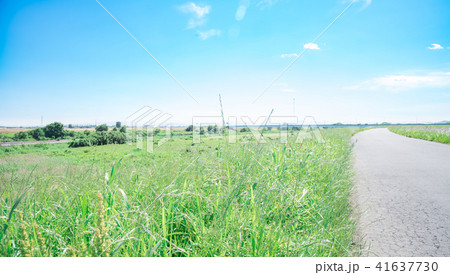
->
[352,128,450,256]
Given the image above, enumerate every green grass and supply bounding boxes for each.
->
[389,125,450,145]
[0,128,361,257]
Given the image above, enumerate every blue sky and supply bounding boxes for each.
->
[0,0,449,126]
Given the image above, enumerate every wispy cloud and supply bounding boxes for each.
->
[280,43,320,58]
[280,53,299,58]
[179,2,210,18]
[347,0,372,9]
[235,0,250,21]
[197,29,221,40]
[345,72,450,92]
[428,43,444,50]
[179,2,211,29]
[256,0,280,9]
[304,43,320,50]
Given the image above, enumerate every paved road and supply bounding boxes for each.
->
[0,139,74,147]
[352,128,450,256]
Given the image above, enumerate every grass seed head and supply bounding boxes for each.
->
[17,211,32,257]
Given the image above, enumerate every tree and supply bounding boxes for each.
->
[240,127,250,132]
[95,124,108,132]
[185,125,194,132]
[116,121,121,128]
[207,125,213,132]
[154,128,161,135]
[43,122,65,139]
[14,131,28,140]
[68,124,73,128]
[30,128,44,140]
[119,126,126,133]
[200,127,205,135]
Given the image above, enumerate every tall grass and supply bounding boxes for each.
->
[0,128,358,256]
[389,125,450,144]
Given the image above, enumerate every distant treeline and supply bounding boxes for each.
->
[11,122,84,141]
[69,124,127,147]
[2,122,128,148]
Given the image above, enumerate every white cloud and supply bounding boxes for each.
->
[280,53,299,58]
[345,72,450,92]
[179,2,211,29]
[235,0,250,21]
[197,29,221,40]
[428,43,444,50]
[348,0,372,9]
[179,2,210,18]
[256,0,279,9]
[303,43,320,50]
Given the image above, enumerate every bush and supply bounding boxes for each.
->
[240,127,250,132]
[185,125,194,132]
[69,132,126,148]
[107,131,126,144]
[43,122,65,139]
[95,124,108,132]
[69,136,98,148]
[30,128,45,140]
[14,131,28,140]
[207,125,218,133]
[119,126,126,133]
[63,130,75,138]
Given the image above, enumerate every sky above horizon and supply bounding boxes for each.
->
[1,0,449,127]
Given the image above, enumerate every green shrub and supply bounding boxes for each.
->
[30,128,45,140]
[69,132,126,148]
[43,122,65,139]
[95,124,108,132]
[14,131,29,140]
[240,127,250,132]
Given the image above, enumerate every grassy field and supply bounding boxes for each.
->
[0,128,361,257]
[389,125,450,145]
